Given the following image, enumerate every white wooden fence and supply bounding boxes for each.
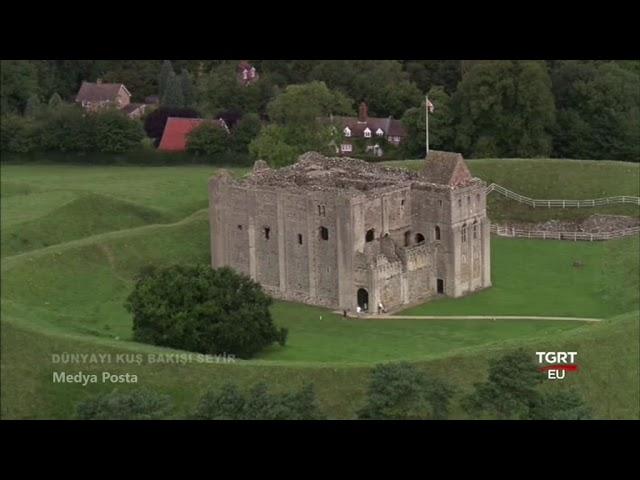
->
[490,224,640,241]
[486,183,640,208]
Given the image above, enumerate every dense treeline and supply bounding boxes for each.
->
[1,59,638,161]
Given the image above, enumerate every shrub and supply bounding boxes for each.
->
[75,389,173,420]
[358,362,455,419]
[94,109,144,153]
[192,382,323,420]
[125,265,287,358]
[186,122,231,155]
[0,114,39,153]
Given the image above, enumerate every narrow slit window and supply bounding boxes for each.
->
[320,226,329,241]
[264,227,270,240]
[298,233,303,245]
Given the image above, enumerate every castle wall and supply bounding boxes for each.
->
[210,158,491,314]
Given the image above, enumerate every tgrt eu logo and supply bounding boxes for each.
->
[536,351,579,380]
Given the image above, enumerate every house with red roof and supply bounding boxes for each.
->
[158,117,229,152]
[326,102,407,157]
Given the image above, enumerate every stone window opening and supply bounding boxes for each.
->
[461,224,467,243]
[415,233,425,244]
[438,199,443,208]
[318,205,326,216]
[473,220,478,239]
[401,199,405,208]
[365,229,375,243]
[319,226,329,241]
[298,233,303,245]
[264,227,270,240]
[435,225,441,241]
[458,198,462,208]
[404,231,411,247]
[237,224,243,230]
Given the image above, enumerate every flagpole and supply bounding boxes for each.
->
[425,95,429,157]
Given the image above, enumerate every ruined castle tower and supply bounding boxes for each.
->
[209,151,491,313]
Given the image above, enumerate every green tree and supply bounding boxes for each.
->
[402,85,455,157]
[161,71,184,108]
[24,94,42,117]
[250,81,353,166]
[0,60,39,114]
[462,349,542,419]
[231,113,262,153]
[48,92,63,109]
[0,114,39,153]
[552,60,640,161]
[530,390,592,420]
[94,109,144,153]
[453,60,556,158]
[358,362,455,420]
[39,104,96,152]
[75,389,173,420]
[158,60,174,99]
[180,68,195,107]
[186,122,231,155]
[125,265,288,358]
[249,124,300,167]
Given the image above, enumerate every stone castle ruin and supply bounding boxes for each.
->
[209,151,491,313]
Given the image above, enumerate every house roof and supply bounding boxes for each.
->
[121,103,144,115]
[75,82,130,103]
[158,117,228,152]
[330,115,406,138]
[421,150,473,186]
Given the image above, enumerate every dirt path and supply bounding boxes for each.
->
[337,313,602,322]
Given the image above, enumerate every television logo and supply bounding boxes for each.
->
[536,351,579,380]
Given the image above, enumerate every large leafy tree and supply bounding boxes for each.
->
[180,68,195,107]
[0,60,40,114]
[250,81,354,166]
[462,349,543,419]
[358,362,455,420]
[125,265,288,358]
[402,85,455,157]
[453,60,556,158]
[530,390,592,420]
[552,60,640,161]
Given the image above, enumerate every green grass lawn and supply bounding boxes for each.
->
[1,159,639,419]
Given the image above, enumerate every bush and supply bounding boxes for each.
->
[0,114,39,153]
[75,389,173,420]
[94,109,144,153]
[186,122,231,155]
[39,104,96,152]
[530,390,592,420]
[125,265,288,358]
[192,382,323,420]
[358,362,455,420]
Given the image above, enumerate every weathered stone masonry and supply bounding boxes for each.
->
[209,151,491,313]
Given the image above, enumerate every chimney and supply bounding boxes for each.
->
[358,102,368,122]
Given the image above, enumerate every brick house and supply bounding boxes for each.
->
[237,61,259,86]
[327,102,407,157]
[75,80,146,119]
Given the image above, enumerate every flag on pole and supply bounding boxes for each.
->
[426,98,434,113]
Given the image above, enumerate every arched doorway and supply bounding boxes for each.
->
[357,288,369,311]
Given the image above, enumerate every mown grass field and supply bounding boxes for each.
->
[1,158,639,419]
